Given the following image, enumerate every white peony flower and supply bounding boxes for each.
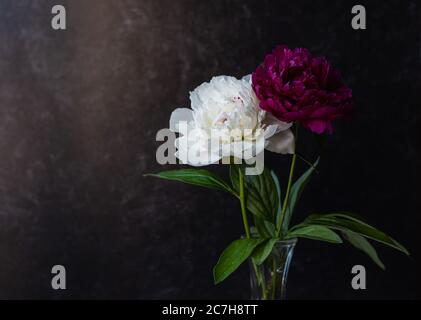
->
[169,75,295,166]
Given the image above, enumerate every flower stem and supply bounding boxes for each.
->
[271,259,277,299]
[238,167,267,298]
[239,167,251,238]
[277,125,299,236]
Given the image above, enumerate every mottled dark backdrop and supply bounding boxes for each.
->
[0,0,419,299]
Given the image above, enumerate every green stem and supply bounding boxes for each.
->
[271,259,277,299]
[261,277,268,300]
[238,167,267,298]
[277,126,299,236]
[238,167,251,238]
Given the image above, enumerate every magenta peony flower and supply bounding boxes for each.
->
[252,45,354,134]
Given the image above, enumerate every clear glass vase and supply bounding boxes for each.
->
[249,238,297,300]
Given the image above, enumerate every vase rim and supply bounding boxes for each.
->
[241,235,298,246]
[275,238,298,246]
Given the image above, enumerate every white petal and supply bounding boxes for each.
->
[230,141,247,159]
[263,113,292,132]
[169,108,194,133]
[231,135,265,160]
[242,74,252,84]
[265,129,295,154]
[264,124,279,139]
[175,136,221,166]
[255,135,266,155]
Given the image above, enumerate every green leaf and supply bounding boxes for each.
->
[342,230,385,270]
[318,212,372,226]
[282,157,320,232]
[230,165,279,222]
[229,165,240,192]
[271,171,283,226]
[145,169,236,195]
[302,214,409,255]
[246,169,279,221]
[213,238,265,284]
[253,216,275,238]
[296,153,320,174]
[285,225,342,243]
[252,238,278,265]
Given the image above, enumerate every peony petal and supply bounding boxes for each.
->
[242,74,252,84]
[230,140,259,160]
[252,45,353,134]
[230,141,247,159]
[254,134,266,157]
[263,112,293,132]
[169,108,194,133]
[265,129,295,154]
[304,119,329,134]
[263,124,279,139]
[175,136,221,166]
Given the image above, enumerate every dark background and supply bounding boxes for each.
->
[0,0,419,299]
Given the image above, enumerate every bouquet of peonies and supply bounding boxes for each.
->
[147,45,408,299]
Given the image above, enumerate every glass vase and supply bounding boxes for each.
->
[249,238,297,300]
